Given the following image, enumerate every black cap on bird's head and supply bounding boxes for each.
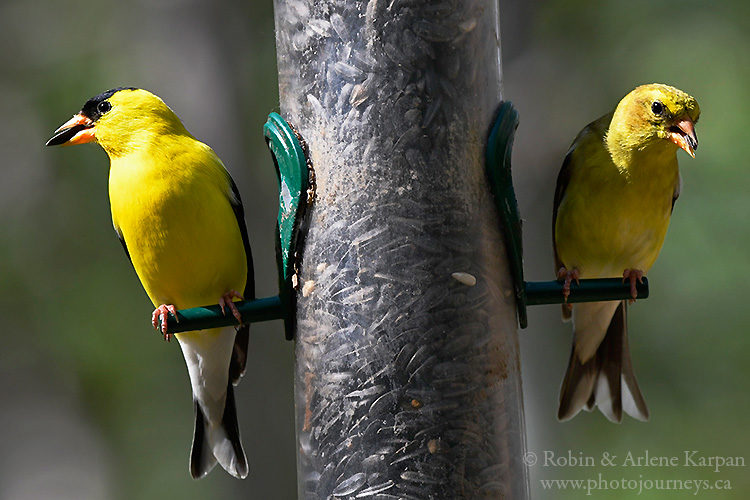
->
[46,87,138,146]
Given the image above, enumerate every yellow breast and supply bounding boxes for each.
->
[109,139,246,309]
[554,140,678,278]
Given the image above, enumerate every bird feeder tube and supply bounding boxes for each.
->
[274,0,529,499]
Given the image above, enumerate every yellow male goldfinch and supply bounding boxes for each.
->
[47,87,254,478]
[553,83,699,422]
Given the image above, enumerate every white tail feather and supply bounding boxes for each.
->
[178,327,248,478]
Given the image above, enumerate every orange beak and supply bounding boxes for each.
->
[46,112,96,146]
[668,118,698,158]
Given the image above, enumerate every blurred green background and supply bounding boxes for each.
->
[0,0,746,498]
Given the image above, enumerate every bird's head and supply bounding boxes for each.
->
[607,83,700,159]
[46,87,188,156]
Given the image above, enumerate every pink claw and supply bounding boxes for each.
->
[622,269,644,302]
[151,304,178,341]
[219,290,244,324]
[557,267,580,303]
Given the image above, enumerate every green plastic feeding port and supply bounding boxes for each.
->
[265,112,310,288]
[485,102,649,329]
[166,113,310,339]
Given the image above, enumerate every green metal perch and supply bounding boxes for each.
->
[524,278,648,306]
[165,296,285,334]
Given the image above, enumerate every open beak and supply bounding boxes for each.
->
[45,112,96,146]
[668,118,698,158]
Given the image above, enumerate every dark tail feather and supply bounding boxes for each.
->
[190,400,216,479]
[222,381,247,471]
[230,324,249,385]
[190,382,248,479]
[585,388,596,412]
[561,303,572,322]
[557,342,597,421]
[558,301,648,422]
[592,303,624,422]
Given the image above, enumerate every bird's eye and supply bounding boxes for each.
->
[97,101,112,114]
[651,101,664,116]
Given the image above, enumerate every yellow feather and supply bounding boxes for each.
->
[109,142,246,309]
[554,120,678,278]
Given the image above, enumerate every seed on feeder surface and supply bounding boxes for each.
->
[427,439,442,454]
[302,280,316,297]
[316,262,328,274]
[451,272,476,286]
[459,18,478,33]
[395,483,432,499]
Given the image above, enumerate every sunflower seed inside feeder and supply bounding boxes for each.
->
[451,272,476,286]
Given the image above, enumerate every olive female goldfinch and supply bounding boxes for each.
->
[47,87,254,478]
[553,83,699,423]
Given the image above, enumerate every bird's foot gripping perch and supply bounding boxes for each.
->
[622,269,645,302]
[219,290,244,323]
[152,304,178,341]
[557,267,581,303]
